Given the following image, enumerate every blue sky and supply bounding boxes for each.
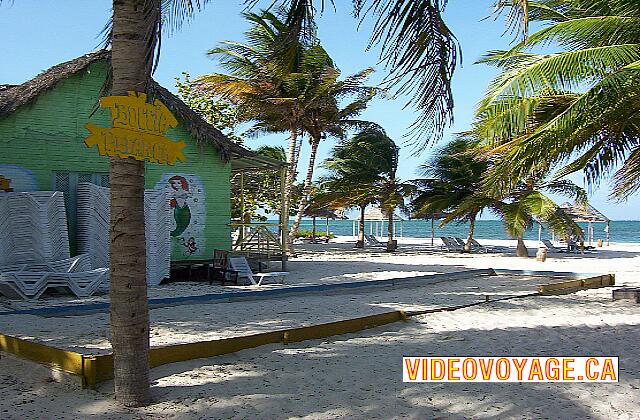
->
[0,1,637,219]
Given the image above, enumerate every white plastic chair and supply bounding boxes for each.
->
[229,256,288,286]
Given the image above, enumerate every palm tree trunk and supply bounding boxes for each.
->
[355,204,366,248]
[312,216,317,241]
[289,137,320,241]
[283,126,298,249]
[109,0,151,407]
[386,206,396,252]
[464,213,477,252]
[516,235,529,257]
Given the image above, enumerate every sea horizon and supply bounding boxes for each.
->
[270,219,640,243]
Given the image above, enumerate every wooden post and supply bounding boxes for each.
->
[431,216,435,246]
[280,166,288,270]
[239,171,245,245]
[538,223,542,243]
[312,216,317,241]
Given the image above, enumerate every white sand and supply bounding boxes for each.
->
[1,236,639,419]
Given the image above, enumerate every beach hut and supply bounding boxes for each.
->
[0,50,286,267]
[559,202,611,245]
[351,206,405,239]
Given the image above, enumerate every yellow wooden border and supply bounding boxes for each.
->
[538,274,615,294]
[80,310,407,387]
[2,273,616,388]
[0,333,84,377]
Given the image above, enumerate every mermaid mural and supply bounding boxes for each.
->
[155,173,206,258]
[168,175,192,237]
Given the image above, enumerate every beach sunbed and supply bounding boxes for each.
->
[229,256,288,286]
[453,237,467,248]
[542,239,566,253]
[365,234,387,248]
[468,238,489,253]
[440,237,463,252]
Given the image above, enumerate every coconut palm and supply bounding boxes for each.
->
[476,0,640,199]
[410,136,490,251]
[97,0,235,407]
[288,68,380,242]
[493,177,586,256]
[412,135,585,255]
[195,11,336,246]
[317,127,409,251]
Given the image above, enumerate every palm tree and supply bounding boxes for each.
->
[105,0,214,407]
[288,67,380,242]
[318,127,408,251]
[493,177,586,257]
[476,0,640,199]
[412,135,585,255]
[410,136,489,251]
[195,10,333,247]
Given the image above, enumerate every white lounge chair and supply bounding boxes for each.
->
[0,254,108,299]
[365,234,387,248]
[542,239,566,253]
[229,256,288,286]
[440,237,463,252]
[452,237,467,248]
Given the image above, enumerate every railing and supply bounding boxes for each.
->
[230,222,286,259]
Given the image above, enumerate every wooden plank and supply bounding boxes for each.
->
[283,311,407,343]
[538,274,615,294]
[149,331,283,368]
[81,311,407,387]
[538,279,583,293]
[0,333,84,376]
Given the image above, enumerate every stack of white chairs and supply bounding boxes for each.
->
[0,254,108,299]
[76,183,171,286]
[143,189,172,285]
[77,183,110,270]
[0,191,109,299]
[0,192,70,266]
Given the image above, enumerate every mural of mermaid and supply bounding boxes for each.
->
[156,173,206,259]
[168,175,192,237]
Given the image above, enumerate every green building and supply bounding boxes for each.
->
[0,50,283,261]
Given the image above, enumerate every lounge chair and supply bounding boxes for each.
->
[0,254,108,299]
[542,239,566,253]
[440,237,463,252]
[452,237,467,248]
[229,256,288,286]
[468,238,489,253]
[365,234,387,248]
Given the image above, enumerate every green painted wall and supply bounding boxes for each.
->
[0,60,231,260]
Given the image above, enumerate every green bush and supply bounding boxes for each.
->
[295,229,336,239]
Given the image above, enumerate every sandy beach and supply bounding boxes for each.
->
[1,236,639,419]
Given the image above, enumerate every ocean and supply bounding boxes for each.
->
[291,219,640,243]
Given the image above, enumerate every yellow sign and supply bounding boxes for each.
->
[84,91,186,165]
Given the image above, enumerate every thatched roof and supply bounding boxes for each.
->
[303,205,347,219]
[0,50,278,167]
[559,202,610,223]
[350,206,404,221]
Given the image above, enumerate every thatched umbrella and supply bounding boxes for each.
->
[559,202,611,245]
[303,205,346,240]
[408,211,449,245]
